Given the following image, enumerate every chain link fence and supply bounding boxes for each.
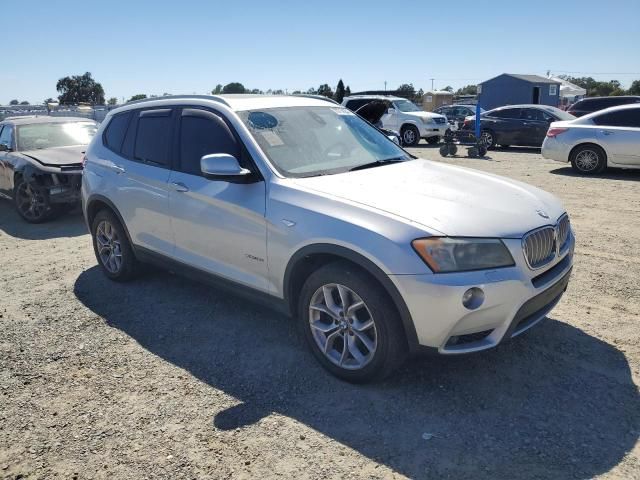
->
[0,104,116,123]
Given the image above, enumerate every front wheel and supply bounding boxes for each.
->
[298,262,407,383]
[401,125,420,147]
[91,209,139,281]
[570,145,606,174]
[14,179,53,223]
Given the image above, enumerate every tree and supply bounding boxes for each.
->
[443,85,453,92]
[317,84,333,98]
[397,83,416,98]
[345,85,351,97]
[335,79,346,103]
[455,84,478,96]
[9,99,19,105]
[43,98,55,105]
[628,80,640,95]
[212,84,223,94]
[222,82,245,94]
[249,88,263,94]
[292,90,302,94]
[306,87,317,95]
[20,101,30,105]
[56,72,105,105]
[415,88,424,103]
[107,97,118,105]
[128,94,147,102]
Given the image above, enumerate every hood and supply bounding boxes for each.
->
[354,100,388,124]
[293,160,565,238]
[404,111,444,120]
[20,145,86,167]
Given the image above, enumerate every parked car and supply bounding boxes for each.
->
[434,104,485,129]
[342,95,447,146]
[463,105,575,148]
[83,95,574,383]
[542,103,640,174]
[0,116,98,222]
[567,96,640,117]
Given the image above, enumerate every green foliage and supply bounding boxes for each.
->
[558,75,633,97]
[397,83,415,97]
[43,98,55,105]
[222,82,246,94]
[212,84,223,95]
[9,99,19,105]
[345,85,351,97]
[317,84,333,98]
[56,72,105,105]
[128,94,147,102]
[20,101,29,105]
[306,87,317,95]
[626,80,640,95]
[107,97,118,105]
[443,85,453,92]
[335,79,346,103]
[455,84,478,96]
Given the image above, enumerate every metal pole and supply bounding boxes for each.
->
[475,88,481,139]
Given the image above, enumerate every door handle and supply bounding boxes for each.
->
[601,130,614,135]
[171,181,189,192]
[109,164,125,174]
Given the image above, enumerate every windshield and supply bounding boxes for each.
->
[17,121,97,151]
[394,100,421,112]
[239,106,410,177]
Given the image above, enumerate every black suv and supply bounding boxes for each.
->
[567,96,640,117]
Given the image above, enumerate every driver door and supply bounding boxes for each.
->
[168,108,269,291]
[381,101,399,130]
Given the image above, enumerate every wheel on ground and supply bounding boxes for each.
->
[401,125,420,147]
[426,136,439,145]
[298,262,407,383]
[478,146,488,157]
[480,130,495,149]
[439,144,449,157]
[570,145,606,174]
[13,179,53,223]
[449,144,458,156]
[91,209,139,281]
[468,147,479,158]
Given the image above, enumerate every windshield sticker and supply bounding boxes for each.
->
[260,130,284,147]
[331,107,355,116]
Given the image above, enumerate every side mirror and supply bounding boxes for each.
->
[0,143,10,152]
[387,108,396,114]
[200,153,252,182]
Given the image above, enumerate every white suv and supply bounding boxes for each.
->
[342,95,448,146]
[82,95,574,383]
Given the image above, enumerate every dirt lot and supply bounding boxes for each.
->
[1,146,639,480]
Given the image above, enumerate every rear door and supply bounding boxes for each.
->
[168,107,268,291]
[483,108,522,145]
[593,107,640,165]
[520,108,553,146]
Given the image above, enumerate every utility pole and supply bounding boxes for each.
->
[430,78,435,90]
[384,81,387,92]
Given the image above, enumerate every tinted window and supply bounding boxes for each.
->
[490,108,521,119]
[179,109,239,175]
[592,108,640,128]
[103,112,131,153]
[133,109,173,167]
[522,108,555,122]
[0,125,12,148]
[345,99,370,112]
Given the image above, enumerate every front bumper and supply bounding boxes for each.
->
[45,173,82,204]
[419,123,448,138]
[390,235,574,354]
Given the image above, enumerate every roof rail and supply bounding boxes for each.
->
[124,94,230,107]
[292,94,340,105]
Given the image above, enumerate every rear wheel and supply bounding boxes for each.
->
[401,125,420,147]
[480,130,496,149]
[570,144,606,174]
[298,262,407,383]
[439,145,449,157]
[91,209,139,281]
[14,179,53,223]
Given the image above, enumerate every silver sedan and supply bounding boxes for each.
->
[542,104,640,174]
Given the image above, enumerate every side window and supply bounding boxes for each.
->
[491,108,520,119]
[178,109,240,176]
[592,108,640,128]
[345,100,367,112]
[133,109,173,167]
[0,125,13,148]
[103,111,131,154]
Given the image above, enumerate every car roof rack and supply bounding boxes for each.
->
[124,95,231,107]
[292,94,340,105]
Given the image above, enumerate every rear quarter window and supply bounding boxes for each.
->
[103,112,131,154]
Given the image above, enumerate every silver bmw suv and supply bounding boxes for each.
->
[82,95,574,382]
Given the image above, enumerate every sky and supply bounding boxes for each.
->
[3,0,640,104]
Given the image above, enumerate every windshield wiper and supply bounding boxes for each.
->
[348,157,406,172]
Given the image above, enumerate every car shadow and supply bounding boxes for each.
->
[550,166,640,181]
[0,201,87,240]
[74,266,639,479]
[492,146,541,154]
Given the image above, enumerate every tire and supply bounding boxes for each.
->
[426,136,440,145]
[480,129,496,149]
[91,209,139,281]
[478,146,488,157]
[13,178,54,223]
[298,261,407,383]
[449,144,458,156]
[401,125,420,147]
[468,147,479,158]
[439,145,449,157]
[570,144,606,175]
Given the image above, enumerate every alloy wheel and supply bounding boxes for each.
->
[96,220,123,274]
[575,149,599,172]
[308,283,377,370]
[15,182,47,221]
[403,129,416,145]
[480,131,493,147]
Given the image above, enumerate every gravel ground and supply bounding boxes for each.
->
[1,146,639,479]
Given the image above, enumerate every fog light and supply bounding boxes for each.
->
[462,287,484,310]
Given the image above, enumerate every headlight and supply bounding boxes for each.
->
[421,117,434,124]
[412,237,515,273]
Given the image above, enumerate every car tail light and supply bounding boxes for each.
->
[547,127,568,138]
